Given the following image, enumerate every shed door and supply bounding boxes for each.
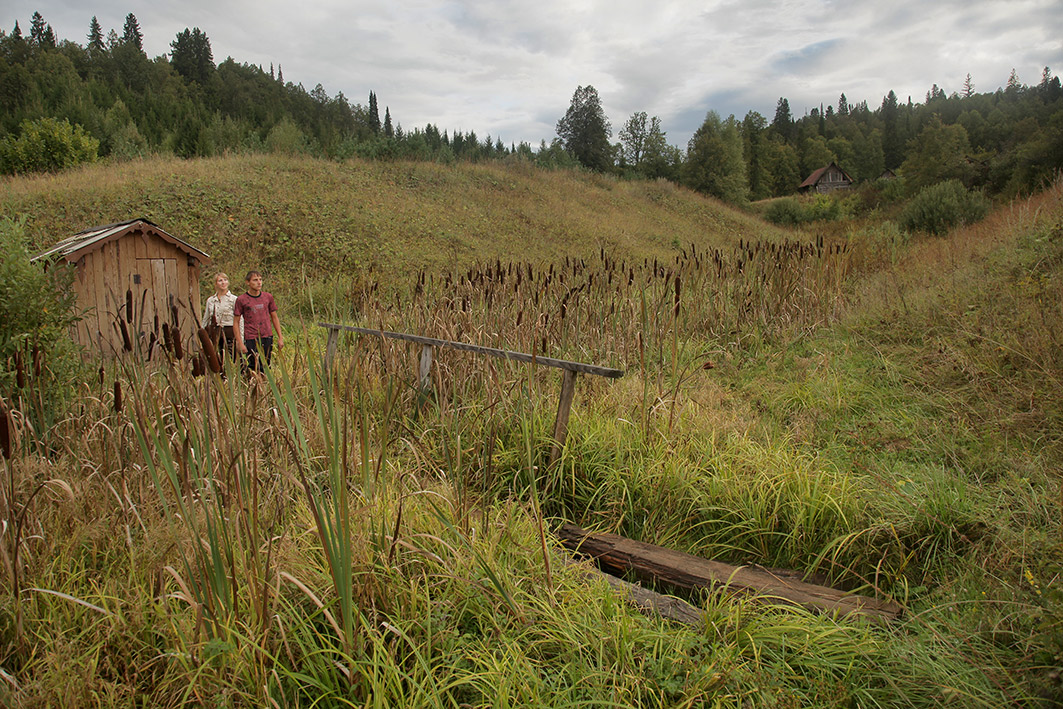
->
[130,258,178,341]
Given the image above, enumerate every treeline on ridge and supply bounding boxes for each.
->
[1,10,1061,202]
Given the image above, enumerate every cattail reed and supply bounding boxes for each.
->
[14,350,25,388]
[673,275,682,319]
[197,328,222,374]
[161,322,172,355]
[32,345,42,378]
[0,401,11,459]
[126,289,133,323]
[113,380,122,413]
[173,331,184,361]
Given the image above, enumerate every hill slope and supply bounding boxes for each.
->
[2,154,790,292]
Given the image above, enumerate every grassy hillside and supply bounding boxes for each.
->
[2,154,790,300]
[1,158,1061,706]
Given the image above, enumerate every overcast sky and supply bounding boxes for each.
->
[6,1,1062,148]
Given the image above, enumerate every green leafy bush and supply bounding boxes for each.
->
[0,117,100,175]
[764,197,803,225]
[265,117,315,155]
[0,216,83,454]
[899,179,990,235]
[764,194,853,226]
[0,217,81,389]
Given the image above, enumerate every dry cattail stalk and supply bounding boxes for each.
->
[197,328,222,374]
[674,275,682,319]
[126,289,133,323]
[14,350,25,388]
[119,319,133,352]
[173,331,184,361]
[113,380,122,413]
[0,401,12,459]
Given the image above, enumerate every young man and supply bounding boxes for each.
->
[233,270,283,374]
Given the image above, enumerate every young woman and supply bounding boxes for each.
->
[200,272,240,364]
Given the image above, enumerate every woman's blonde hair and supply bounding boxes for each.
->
[213,272,229,284]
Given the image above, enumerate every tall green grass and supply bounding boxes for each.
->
[0,168,1060,706]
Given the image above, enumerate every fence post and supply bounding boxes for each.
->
[549,368,578,466]
[324,326,338,374]
[419,344,434,392]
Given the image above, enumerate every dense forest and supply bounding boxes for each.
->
[1,10,1062,201]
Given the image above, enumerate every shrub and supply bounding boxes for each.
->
[0,117,100,175]
[899,179,990,236]
[265,117,318,156]
[0,216,82,434]
[764,194,853,226]
[764,197,803,225]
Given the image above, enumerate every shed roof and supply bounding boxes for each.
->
[33,218,211,264]
[798,162,853,189]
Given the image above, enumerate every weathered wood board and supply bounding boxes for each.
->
[556,523,902,623]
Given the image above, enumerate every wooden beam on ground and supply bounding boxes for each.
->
[556,523,903,623]
[562,557,704,626]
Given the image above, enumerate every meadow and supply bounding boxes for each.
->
[1,155,1061,707]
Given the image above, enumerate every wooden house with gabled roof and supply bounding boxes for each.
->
[798,162,854,193]
[34,218,210,356]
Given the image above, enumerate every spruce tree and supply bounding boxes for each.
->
[12,21,21,40]
[87,16,105,53]
[771,97,794,141]
[368,91,381,133]
[29,12,46,45]
[962,73,974,98]
[838,93,849,116]
[881,90,902,168]
[170,28,214,84]
[383,107,393,138]
[122,13,143,52]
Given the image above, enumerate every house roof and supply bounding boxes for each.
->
[33,218,211,264]
[798,162,854,189]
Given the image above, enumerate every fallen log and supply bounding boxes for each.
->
[556,523,903,623]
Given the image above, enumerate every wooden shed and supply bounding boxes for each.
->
[798,162,854,193]
[34,219,211,356]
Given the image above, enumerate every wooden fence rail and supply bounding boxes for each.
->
[318,322,624,464]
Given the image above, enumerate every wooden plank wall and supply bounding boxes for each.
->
[67,232,206,357]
